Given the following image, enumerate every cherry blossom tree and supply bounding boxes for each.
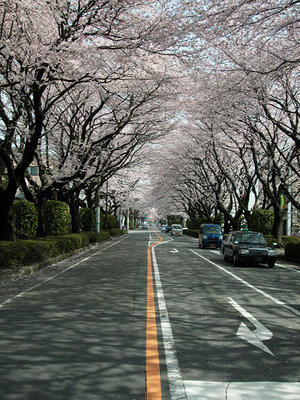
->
[0,0,190,239]
[1,0,299,240]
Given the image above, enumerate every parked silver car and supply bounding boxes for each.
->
[171,224,183,236]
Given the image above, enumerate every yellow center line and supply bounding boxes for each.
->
[146,231,163,400]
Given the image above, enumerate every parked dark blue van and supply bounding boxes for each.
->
[198,223,223,249]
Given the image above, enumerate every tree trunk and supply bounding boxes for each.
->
[273,206,285,242]
[69,192,81,233]
[37,197,48,237]
[0,183,18,241]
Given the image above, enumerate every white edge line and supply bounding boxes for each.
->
[189,249,300,318]
[277,264,300,273]
[151,243,187,400]
[0,236,127,309]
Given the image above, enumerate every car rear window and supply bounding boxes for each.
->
[204,226,221,234]
[235,233,266,244]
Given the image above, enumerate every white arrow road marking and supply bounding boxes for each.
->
[184,381,300,400]
[170,248,179,253]
[189,249,300,317]
[228,297,274,356]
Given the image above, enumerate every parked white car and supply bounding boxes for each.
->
[171,224,183,236]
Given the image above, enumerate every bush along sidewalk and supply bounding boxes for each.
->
[0,230,123,272]
[284,236,300,263]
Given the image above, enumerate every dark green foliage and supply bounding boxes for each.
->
[86,231,111,243]
[41,233,90,253]
[44,200,71,236]
[0,241,27,269]
[13,200,38,239]
[167,215,183,226]
[281,235,292,247]
[19,240,61,264]
[184,229,199,238]
[0,231,114,270]
[109,229,123,236]
[249,209,274,235]
[186,217,206,230]
[103,214,120,229]
[80,208,96,232]
[187,215,223,230]
[264,235,279,247]
[0,240,59,269]
[285,237,300,261]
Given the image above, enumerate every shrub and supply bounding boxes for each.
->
[43,233,89,253]
[80,208,96,232]
[19,240,60,264]
[0,241,27,269]
[102,214,120,229]
[186,218,204,230]
[285,237,300,261]
[264,235,279,247]
[86,231,111,243]
[13,200,38,239]
[109,229,123,237]
[0,231,113,270]
[249,209,274,235]
[44,200,71,236]
[186,215,223,230]
[184,229,199,238]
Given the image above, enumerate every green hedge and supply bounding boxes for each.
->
[80,208,96,232]
[186,218,205,230]
[184,229,199,238]
[264,235,279,247]
[45,200,71,236]
[285,237,300,261]
[249,209,274,235]
[13,199,38,239]
[0,230,121,270]
[85,231,111,243]
[0,240,60,269]
[109,229,123,237]
[103,214,120,229]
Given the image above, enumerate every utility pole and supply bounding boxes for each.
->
[287,201,292,236]
[287,181,293,236]
[127,208,130,233]
[95,186,101,233]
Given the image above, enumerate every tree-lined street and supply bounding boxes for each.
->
[1,2,299,399]
[1,0,299,240]
[1,229,300,399]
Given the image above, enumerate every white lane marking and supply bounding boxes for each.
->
[128,230,151,233]
[0,237,127,309]
[184,381,300,400]
[210,249,221,254]
[228,297,274,356]
[169,248,179,254]
[151,245,188,400]
[277,264,300,273]
[189,249,300,318]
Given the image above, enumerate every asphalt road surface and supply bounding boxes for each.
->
[1,229,300,400]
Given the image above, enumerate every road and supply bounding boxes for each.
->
[1,229,300,399]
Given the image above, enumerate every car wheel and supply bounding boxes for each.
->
[268,261,275,268]
[233,254,239,267]
[223,250,228,261]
